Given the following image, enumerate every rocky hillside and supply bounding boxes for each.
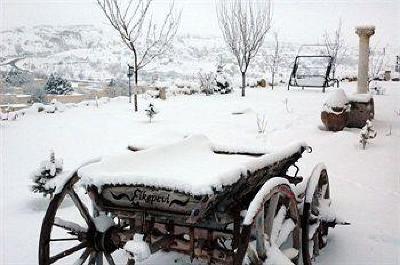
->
[0,24,376,85]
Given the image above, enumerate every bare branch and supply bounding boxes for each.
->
[265,32,283,89]
[324,19,346,78]
[97,0,181,77]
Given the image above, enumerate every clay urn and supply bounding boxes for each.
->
[321,89,350,131]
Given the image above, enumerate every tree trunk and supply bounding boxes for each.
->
[271,72,275,90]
[241,72,246,97]
[132,44,139,112]
[134,69,138,112]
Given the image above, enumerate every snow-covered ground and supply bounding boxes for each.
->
[1,81,399,264]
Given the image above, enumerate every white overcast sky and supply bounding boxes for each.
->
[1,0,399,48]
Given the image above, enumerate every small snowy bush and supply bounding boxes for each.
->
[282,98,293,113]
[370,81,385,95]
[256,113,267,134]
[31,151,63,198]
[44,73,73,95]
[215,65,232,94]
[198,72,215,95]
[359,120,377,149]
[5,69,33,87]
[145,103,158,123]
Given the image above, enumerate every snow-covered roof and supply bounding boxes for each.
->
[78,135,306,195]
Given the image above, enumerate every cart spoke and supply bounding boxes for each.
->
[104,252,116,265]
[49,241,87,264]
[87,251,98,265]
[277,218,296,247]
[264,245,293,265]
[264,193,279,240]
[73,248,91,265]
[96,252,104,265]
[318,198,335,222]
[246,245,261,265]
[313,232,319,256]
[50,237,80,242]
[271,205,287,244]
[54,217,87,235]
[308,222,320,240]
[321,184,328,198]
[255,208,266,259]
[67,189,93,226]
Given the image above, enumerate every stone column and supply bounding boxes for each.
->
[355,26,375,94]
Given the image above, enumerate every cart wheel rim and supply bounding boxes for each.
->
[245,184,301,265]
[302,168,331,265]
[38,174,120,265]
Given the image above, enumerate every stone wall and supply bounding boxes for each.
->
[45,94,87,104]
[0,94,32,105]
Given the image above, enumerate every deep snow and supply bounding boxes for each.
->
[1,81,399,264]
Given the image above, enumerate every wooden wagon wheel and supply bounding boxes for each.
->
[39,174,124,265]
[302,164,331,265]
[243,184,301,265]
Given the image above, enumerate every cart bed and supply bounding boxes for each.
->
[78,135,306,217]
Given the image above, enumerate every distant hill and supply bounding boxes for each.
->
[1,24,381,85]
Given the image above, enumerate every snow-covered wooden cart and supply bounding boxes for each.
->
[39,135,343,265]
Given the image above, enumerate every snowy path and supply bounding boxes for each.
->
[1,82,399,264]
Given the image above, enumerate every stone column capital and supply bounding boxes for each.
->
[355,26,375,38]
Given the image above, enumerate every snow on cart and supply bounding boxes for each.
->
[38,135,346,265]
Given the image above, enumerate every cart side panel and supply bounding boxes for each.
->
[100,185,204,215]
[216,151,303,212]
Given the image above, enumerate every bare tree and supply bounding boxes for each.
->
[97,0,181,111]
[266,32,282,89]
[217,0,272,97]
[324,19,346,79]
[369,46,386,85]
